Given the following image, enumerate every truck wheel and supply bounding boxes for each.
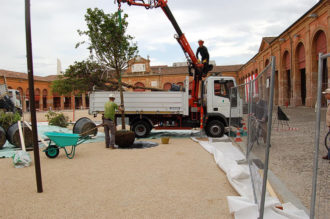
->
[206,120,225,137]
[132,121,150,138]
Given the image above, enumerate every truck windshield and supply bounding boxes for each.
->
[16,91,22,105]
[214,80,233,98]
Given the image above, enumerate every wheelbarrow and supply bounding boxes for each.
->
[43,132,91,159]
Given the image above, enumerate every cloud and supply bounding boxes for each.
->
[0,0,319,76]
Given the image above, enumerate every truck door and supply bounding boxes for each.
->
[210,79,231,117]
[228,81,242,119]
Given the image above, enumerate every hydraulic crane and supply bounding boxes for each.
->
[116,0,212,108]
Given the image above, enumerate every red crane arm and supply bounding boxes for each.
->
[117,0,205,103]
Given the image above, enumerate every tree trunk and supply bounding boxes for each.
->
[117,69,126,130]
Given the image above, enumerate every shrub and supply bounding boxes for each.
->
[0,111,21,130]
[45,111,69,128]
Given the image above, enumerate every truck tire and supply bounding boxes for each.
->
[205,120,225,137]
[132,121,150,138]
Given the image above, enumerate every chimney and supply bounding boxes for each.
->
[57,58,62,75]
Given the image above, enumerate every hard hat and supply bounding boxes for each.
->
[108,94,115,98]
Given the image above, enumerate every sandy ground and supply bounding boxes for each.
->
[0,138,237,219]
[239,107,329,218]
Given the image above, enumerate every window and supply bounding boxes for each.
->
[132,64,146,72]
[214,80,227,97]
[214,80,234,98]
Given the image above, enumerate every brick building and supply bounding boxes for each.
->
[0,70,89,112]
[1,0,328,111]
[0,60,241,112]
[121,56,241,92]
[237,0,330,107]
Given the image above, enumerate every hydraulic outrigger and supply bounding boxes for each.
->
[116,0,212,108]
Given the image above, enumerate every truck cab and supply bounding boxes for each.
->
[202,76,242,137]
[8,89,22,109]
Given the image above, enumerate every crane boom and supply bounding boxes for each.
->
[116,0,212,103]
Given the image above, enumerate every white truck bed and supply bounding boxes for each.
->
[89,90,189,116]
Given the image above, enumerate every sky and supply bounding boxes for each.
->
[0,0,319,76]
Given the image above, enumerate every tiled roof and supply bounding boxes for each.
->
[1,64,243,81]
[212,65,243,72]
[149,64,243,75]
[0,69,57,82]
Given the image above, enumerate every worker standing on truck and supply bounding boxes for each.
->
[196,39,210,73]
[103,94,122,149]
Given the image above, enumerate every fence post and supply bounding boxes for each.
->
[229,88,232,136]
[310,53,325,219]
[259,56,276,218]
[247,81,258,205]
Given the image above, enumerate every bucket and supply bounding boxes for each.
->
[73,117,98,137]
[0,126,6,149]
[6,123,33,149]
[161,137,170,144]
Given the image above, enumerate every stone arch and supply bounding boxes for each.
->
[295,42,306,106]
[35,88,41,109]
[176,82,184,87]
[312,30,327,106]
[25,88,30,111]
[265,59,270,67]
[134,82,145,92]
[26,88,29,98]
[163,82,172,91]
[281,50,292,106]
[42,89,48,110]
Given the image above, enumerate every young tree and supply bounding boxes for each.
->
[78,8,138,129]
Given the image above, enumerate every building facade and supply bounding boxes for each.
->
[1,1,328,111]
[0,70,89,112]
[0,61,241,112]
[121,56,241,92]
[237,0,330,107]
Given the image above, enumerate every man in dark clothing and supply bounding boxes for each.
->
[196,39,210,74]
[252,95,268,144]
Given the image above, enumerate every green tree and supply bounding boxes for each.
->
[53,8,138,130]
[51,60,119,95]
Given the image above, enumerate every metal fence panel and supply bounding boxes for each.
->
[310,53,330,219]
[229,57,276,218]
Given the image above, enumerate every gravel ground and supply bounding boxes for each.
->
[241,106,329,218]
[21,107,329,217]
[0,138,237,218]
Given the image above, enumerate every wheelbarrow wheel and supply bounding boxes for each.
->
[45,146,59,158]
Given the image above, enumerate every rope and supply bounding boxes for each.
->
[117,6,123,85]
[79,124,103,137]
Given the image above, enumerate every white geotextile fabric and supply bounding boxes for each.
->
[192,138,309,219]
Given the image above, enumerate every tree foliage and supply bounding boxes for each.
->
[51,60,118,95]
[52,8,138,95]
[77,8,138,75]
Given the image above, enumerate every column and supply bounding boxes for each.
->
[60,96,65,110]
[82,93,86,109]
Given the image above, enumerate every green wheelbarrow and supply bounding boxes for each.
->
[43,132,91,159]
